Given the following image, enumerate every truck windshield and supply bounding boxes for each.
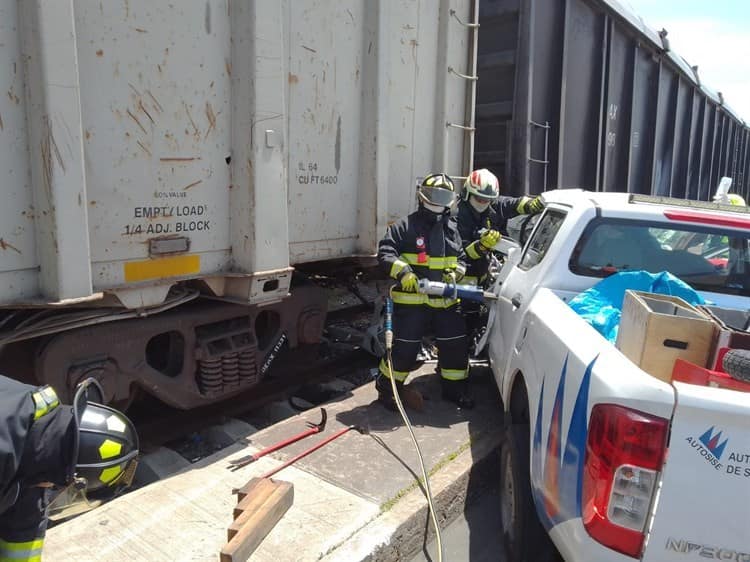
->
[571,219,750,296]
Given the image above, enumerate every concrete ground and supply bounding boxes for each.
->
[44,365,504,562]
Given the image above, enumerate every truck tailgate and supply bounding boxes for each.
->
[642,382,750,561]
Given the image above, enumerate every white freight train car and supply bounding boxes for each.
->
[0,0,477,408]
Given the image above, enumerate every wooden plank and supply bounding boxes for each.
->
[220,480,294,562]
[233,478,279,519]
[226,478,277,540]
[235,477,267,502]
[228,479,293,539]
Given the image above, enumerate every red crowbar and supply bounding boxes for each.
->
[227,408,327,471]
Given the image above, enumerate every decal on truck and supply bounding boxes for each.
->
[699,427,729,460]
[531,354,597,530]
[685,426,729,471]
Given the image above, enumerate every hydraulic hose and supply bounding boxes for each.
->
[384,290,444,562]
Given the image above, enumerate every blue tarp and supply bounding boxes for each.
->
[568,271,705,342]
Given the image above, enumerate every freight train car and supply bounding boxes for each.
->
[0,0,477,408]
[475,0,750,200]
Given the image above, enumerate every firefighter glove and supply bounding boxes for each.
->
[479,229,501,250]
[442,268,456,285]
[397,269,419,293]
[527,195,544,214]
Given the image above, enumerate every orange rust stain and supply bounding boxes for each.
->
[183,102,199,137]
[225,59,232,77]
[182,179,203,191]
[288,73,299,84]
[85,130,91,140]
[96,49,104,57]
[204,102,216,139]
[138,100,155,124]
[126,109,148,134]
[146,90,163,112]
[136,140,151,156]
[0,239,21,254]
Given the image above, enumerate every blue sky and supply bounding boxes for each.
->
[624,0,750,122]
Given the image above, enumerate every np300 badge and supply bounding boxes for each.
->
[665,537,750,561]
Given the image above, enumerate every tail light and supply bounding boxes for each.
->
[583,404,669,558]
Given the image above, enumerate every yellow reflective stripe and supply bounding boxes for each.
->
[31,386,59,421]
[441,368,468,381]
[389,259,410,279]
[0,537,44,562]
[0,540,44,552]
[391,292,427,305]
[430,256,457,268]
[465,241,484,260]
[378,359,409,382]
[425,298,458,309]
[390,291,458,308]
[400,254,458,270]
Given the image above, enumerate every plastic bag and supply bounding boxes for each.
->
[568,271,705,342]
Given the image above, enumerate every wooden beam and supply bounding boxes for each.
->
[219,478,294,562]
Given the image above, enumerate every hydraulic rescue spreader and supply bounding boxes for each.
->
[416,279,498,302]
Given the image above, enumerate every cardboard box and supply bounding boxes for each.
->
[616,291,716,382]
[698,305,750,370]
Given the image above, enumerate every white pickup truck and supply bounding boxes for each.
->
[483,189,750,562]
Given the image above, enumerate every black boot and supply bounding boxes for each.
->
[441,379,475,409]
[376,374,401,411]
[376,374,424,411]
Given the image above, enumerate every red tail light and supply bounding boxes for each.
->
[583,404,669,558]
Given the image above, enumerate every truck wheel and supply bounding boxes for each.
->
[722,349,750,383]
[500,424,560,562]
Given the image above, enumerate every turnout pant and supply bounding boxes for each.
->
[379,303,468,382]
[0,487,48,562]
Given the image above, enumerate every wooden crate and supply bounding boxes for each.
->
[616,290,716,382]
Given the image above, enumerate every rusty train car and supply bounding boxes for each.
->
[0,0,747,409]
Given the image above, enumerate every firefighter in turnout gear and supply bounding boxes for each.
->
[377,173,474,409]
[0,376,139,561]
[457,168,544,287]
[456,169,545,351]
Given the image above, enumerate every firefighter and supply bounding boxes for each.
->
[0,376,139,561]
[377,172,474,409]
[455,169,544,350]
[457,168,545,287]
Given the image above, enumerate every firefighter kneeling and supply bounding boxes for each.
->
[0,376,139,561]
[376,172,474,410]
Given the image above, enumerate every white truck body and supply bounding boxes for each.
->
[487,189,750,561]
[0,0,474,308]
